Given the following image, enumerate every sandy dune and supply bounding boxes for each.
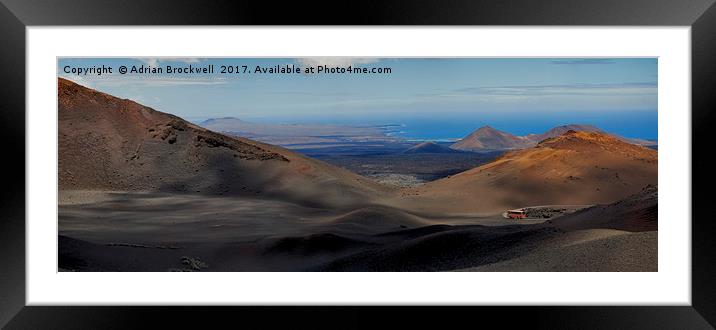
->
[457,229,657,272]
[549,184,658,232]
[58,187,658,272]
[58,188,656,272]
[58,191,526,245]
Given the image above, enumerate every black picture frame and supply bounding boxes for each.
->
[1,0,715,328]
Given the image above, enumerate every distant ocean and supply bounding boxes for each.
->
[383,114,659,142]
[332,112,656,142]
[203,110,658,142]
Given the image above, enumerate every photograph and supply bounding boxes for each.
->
[57,57,658,272]
[3,0,715,324]
[5,0,716,324]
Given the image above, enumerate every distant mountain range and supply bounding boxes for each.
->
[450,124,656,151]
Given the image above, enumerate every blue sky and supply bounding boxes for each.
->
[58,57,658,140]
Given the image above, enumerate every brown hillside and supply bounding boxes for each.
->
[58,78,391,208]
[524,124,603,143]
[391,130,657,214]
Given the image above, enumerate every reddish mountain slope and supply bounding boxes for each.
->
[58,78,391,208]
[451,124,655,151]
[524,124,603,143]
[395,130,657,214]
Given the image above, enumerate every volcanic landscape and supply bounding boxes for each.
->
[58,78,658,272]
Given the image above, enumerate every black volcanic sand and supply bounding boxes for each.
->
[59,225,554,272]
[59,191,656,272]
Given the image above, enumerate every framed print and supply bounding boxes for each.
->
[2,0,716,328]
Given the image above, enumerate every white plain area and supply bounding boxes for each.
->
[27,27,690,305]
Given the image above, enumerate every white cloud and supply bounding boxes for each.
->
[295,57,380,68]
[138,58,202,67]
[139,58,159,67]
[451,83,657,97]
[59,74,228,88]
